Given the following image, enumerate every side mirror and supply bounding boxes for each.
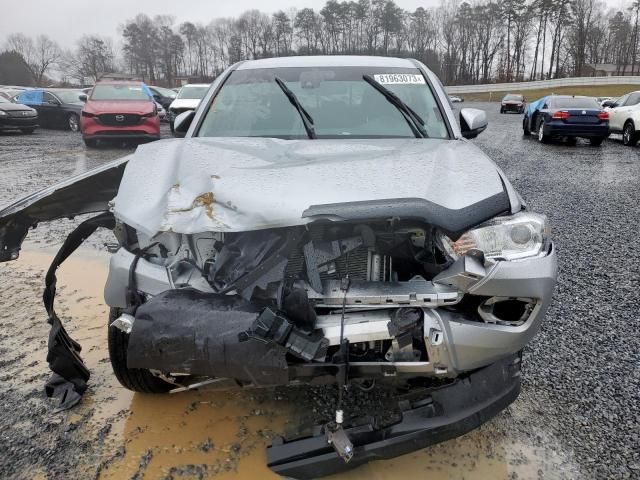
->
[460,108,488,139]
[79,94,87,102]
[47,99,61,106]
[174,110,195,138]
[602,101,616,108]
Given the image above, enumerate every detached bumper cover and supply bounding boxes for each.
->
[267,353,521,479]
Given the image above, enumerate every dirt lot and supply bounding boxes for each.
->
[0,113,638,480]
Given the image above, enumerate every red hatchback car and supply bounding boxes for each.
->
[80,81,160,147]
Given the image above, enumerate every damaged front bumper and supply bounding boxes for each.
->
[267,353,522,479]
[105,244,557,377]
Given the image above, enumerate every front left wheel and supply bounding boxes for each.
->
[68,113,80,132]
[589,137,604,146]
[623,121,638,147]
[107,308,173,393]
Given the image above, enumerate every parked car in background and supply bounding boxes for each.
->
[500,94,525,113]
[448,95,463,103]
[79,81,160,147]
[0,86,29,100]
[523,95,609,146]
[603,91,640,146]
[156,101,167,122]
[148,86,177,109]
[0,95,38,134]
[14,89,83,131]
[168,83,210,132]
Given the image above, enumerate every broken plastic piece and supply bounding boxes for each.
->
[248,308,329,361]
[110,313,134,334]
[326,422,354,463]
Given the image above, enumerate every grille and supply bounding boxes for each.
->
[97,114,141,126]
[8,110,36,117]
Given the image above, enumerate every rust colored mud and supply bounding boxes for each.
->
[2,248,579,479]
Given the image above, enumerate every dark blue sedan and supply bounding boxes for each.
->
[523,95,610,146]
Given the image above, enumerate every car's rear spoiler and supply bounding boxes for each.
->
[0,157,128,262]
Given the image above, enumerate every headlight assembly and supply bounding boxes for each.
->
[441,212,550,261]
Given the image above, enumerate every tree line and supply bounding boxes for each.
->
[3,0,640,87]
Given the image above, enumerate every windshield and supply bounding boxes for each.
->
[552,97,600,109]
[52,90,83,104]
[177,86,209,100]
[91,84,151,101]
[197,67,449,139]
[0,96,10,104]
[152,86,176,98]
[503,94,523,101]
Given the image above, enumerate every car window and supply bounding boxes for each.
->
[551,97,600,109]
[623,93,640,106]
[197,66,449,139]
[177,86,209,100]
[616,94,629,107]
[53,90,83,104]
[91,84,151,101]
[43,92,58,104]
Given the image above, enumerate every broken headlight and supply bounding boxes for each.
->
[441,212,549,261]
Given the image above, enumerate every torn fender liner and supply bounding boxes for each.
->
[44,212,115,411]
[0,157,127,262]
[127,289,291,386]
[267,354,521,479]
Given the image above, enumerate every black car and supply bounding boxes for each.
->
[148,86,177,109]
[523,95,610,146]
[0,96,38,134]
[14,89,84,131]
[500,94,525,113]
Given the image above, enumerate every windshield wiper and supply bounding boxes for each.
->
[274,77,316,139]
[362,75,428,138]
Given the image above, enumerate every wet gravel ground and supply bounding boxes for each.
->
[1,110,639,479]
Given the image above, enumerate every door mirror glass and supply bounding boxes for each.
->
[174,110,195,138]
[460,108,488,139]
[79,94,87,102]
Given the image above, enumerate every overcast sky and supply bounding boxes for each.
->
[1,0,630,49]
[1,0,438,49]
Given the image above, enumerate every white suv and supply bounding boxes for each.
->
[606,91,640,146]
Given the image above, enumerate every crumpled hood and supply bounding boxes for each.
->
[114,137,511,237]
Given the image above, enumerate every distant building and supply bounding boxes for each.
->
[584,63,638,77]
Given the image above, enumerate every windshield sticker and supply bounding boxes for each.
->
[374,74,425,85]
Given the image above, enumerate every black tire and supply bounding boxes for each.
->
[589,137,604,146]
[500,108,504,114]
[566,136,577,146]
[537,118,549,143]
[21,128,35,134]
[523,117,531,135]
[169,121,174,134]
[107,307,173,393]
[83,137,97,148]
[623,121,638,147]
[68,113,80,132]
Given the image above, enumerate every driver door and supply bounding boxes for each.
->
[40,92,61,127]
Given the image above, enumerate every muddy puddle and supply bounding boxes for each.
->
[2,248,579,480]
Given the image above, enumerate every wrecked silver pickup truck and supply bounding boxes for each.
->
[0,56,556,478]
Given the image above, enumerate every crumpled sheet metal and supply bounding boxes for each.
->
[113,137,509,238]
